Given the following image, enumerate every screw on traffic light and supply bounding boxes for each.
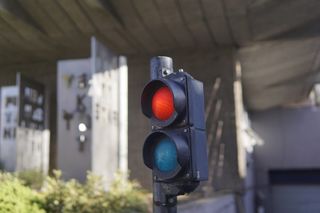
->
[141,56,208,213]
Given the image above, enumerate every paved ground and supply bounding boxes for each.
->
[178,194,236,213]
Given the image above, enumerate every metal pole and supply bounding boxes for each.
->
[153,181,177,213]
[150,56,177,213]
[150,56,173,80]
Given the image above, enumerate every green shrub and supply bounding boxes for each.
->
[0,172,45,213]
[37,170,105,213]
[38,171,149,213]
[106,173,149,213]
[0,171,149,213]
[17,170,45,190]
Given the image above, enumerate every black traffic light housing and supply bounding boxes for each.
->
[141,56,208,212]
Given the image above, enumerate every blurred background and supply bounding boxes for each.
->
[0,0,320,213]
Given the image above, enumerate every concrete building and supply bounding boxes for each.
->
[251,105,320,213]
[56,38,128,188]
[1,0,320,212]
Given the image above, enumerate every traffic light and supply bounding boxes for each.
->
[141,56,208,210]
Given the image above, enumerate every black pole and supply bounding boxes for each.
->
[153,181,177,213]
[150,56,177,213]
[150,56,173,80]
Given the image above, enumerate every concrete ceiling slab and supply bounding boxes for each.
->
[239,38,320,110]
[0,0,320,110]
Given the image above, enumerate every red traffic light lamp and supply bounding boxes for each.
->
[141,78,186,127]
[152,86,174,121]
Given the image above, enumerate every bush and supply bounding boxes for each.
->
[106,173,149,213]
[37,170,106,213]
[17,170,45,190]
[0,172,44,213]
[0,171,149,213]
[38,171,149,213]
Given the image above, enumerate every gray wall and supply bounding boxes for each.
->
[127,49,242,191]
[250,106,320,211]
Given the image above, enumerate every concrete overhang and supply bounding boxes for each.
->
[1,0,320,110]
